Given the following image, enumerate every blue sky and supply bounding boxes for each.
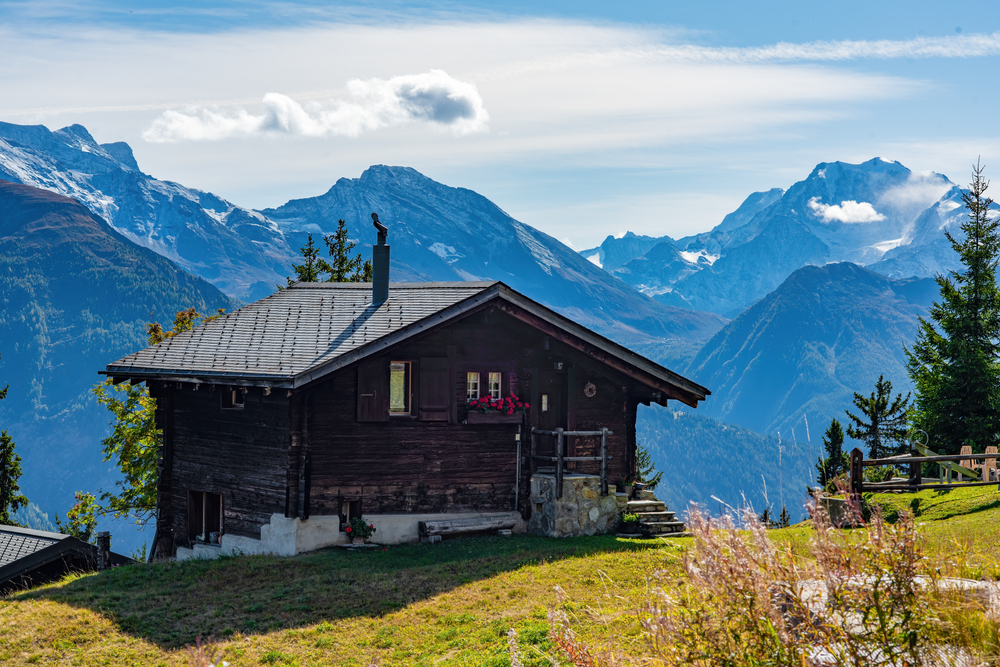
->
[2,0,999,247]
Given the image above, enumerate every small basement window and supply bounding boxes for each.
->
[340,499,361,532]
[188,491,223,544]
[389,361,411,415]
[221,388,244,409]
[466,372,480,400]
[488,372,502,399]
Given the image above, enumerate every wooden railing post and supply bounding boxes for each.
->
[849,447,863,500]
[556,427,564,499]
[600,428,608,496]
[530,428,537,476]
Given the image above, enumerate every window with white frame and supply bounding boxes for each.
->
[466,372,480,400]
[488,372,502,399]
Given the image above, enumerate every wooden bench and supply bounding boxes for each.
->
[418,512,520,543]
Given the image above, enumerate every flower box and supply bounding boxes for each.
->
[467,412,524,424]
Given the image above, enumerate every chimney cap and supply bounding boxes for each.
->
[372,213,388,245]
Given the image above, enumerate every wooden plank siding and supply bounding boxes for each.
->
[157,305,649,551]
[166,387,289,544]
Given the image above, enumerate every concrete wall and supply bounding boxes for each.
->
[528,474,627,537]
[175,510,527,560]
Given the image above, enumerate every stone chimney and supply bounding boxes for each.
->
[371,212,389,306]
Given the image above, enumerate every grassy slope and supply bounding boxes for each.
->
[0,535,688,666]
[6,489,1000,666]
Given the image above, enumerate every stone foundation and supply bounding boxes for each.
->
[528,474,628,537]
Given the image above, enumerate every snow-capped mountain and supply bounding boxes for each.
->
[587,159,963,316]
[0,122,725,351]
[0,122,294,300]
[262,165,726,345]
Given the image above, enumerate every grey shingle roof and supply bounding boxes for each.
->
[106,281,497,387]
[104,280,710,404]
[0,526,64,568]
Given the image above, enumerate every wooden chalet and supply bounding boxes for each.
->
[103,220,709,558]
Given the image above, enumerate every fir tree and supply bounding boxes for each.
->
[758,506,774,528]
[0,431,28,525]
[778,506,790,528]
[324,219,372,283]
[636,441,663,490]
[907,162,1000,454]
[286,234,331,285]
[815,418,848,492]
[844,375,911,460]
[0,355,27,525]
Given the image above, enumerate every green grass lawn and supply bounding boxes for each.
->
[6,490,1000,666]
[0,534,689,666]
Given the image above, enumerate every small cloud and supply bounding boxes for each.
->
[143,70,488,142]
[807,197,885,223]
[560,237,578,249]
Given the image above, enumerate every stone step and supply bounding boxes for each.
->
[627,500,666,513]
[658,531,693,539]
[638,511,676,522]
[642,521,687,534]
[637,489,658,501]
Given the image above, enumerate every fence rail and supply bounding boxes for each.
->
[530,427,612,498]
[849,445,1000,496]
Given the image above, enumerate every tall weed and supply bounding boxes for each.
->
[551,498,1000,666]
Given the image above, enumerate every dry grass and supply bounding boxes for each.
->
[0,534,688,666]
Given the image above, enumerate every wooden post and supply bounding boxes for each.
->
[849,447,863,500]
[530,428,537,476]
[556,427,564,499]
[515,425,521,511]
[600,427,608,496]
[908,441,920,489]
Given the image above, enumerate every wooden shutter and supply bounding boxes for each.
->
[357,357,389,422]
[419,357,450,421]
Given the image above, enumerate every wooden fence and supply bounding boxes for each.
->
[530,427,612,498]
[849,442,1000,495]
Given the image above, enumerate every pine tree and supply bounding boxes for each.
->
[286,234,331,285]
[635,441,663,490]
[0,430,28,525]
[815,418,847,492]
[0,354,27,525]
[907,162,1000,455]
[778,506,790,528]
[324,219,372,283]
[844,375,911,460]
[758,506,773,528]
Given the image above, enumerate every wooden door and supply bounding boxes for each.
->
[536,372,567,459]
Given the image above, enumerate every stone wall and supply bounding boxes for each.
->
[528,474,628,537]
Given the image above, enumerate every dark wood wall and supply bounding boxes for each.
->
[158,304,648,552]
[164,386,289,545]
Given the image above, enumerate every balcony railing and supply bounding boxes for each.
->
[530,427,612,498]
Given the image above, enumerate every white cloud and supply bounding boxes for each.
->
[808,197,886,223]
[879,171,954,211]
[142,70,488,142]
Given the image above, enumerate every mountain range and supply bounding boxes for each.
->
[1,120,984,533]
[0,123,724,353]
[583,159,970,317]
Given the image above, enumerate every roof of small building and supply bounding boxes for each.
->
[0,525,93,592]
[104,280,710,406]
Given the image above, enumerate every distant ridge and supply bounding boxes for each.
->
[686,261,936,436]
[0,179,236,546]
